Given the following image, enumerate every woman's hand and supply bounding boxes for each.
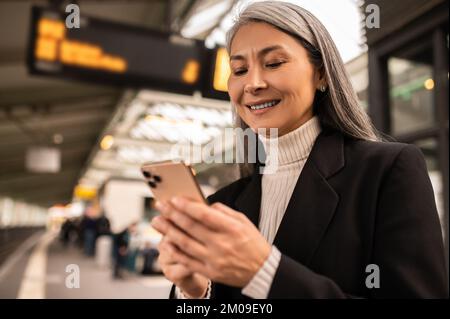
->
[151,197,271,288]
[154,219,209,298]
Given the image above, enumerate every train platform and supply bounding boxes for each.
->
[0,231,172,299]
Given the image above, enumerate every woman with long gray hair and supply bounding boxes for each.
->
[152,1,447,298]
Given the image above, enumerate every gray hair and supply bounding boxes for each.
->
[226,1,381,176]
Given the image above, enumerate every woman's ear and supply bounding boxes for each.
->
[319,65,326,83]
[316,66,327,91]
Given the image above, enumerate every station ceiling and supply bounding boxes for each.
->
[0,0,233,208]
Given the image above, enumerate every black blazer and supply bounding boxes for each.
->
[172,130,448,298]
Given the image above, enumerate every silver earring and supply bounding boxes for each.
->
[320,85,326,92]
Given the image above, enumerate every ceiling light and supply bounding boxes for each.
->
[53,133,64,144]
[424,78,434,90]
[181,1,232,38]
[100,135,114,150]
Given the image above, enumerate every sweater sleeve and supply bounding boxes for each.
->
[173,280,212,299]
[242,245,281,298]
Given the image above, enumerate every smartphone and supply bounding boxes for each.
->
[141,160,206,203]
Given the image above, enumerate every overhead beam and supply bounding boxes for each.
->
[0,123,105,147]
[0,170,79,194]
[0,108,113,137]
[0,139,94,161]
[0,86,118,107]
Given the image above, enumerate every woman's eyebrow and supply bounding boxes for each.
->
[229,45,284,61]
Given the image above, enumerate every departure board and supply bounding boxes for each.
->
[27,6,216,96]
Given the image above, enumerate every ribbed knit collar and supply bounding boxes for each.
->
[259,116,322,166]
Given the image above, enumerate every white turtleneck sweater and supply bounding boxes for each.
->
[175,116,322,299]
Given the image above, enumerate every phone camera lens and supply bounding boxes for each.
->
[153,175,162,182]
[148,181,157,188]
[142,171,151,178]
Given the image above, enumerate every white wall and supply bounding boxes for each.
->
[103,179,152,233]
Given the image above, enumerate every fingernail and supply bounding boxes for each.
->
[155,201,163,210]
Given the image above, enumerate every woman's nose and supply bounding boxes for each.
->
[244,69,267,94]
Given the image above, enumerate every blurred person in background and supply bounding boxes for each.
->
[94,201,112,269]
[96,212,111,238]
[60,217,78,248]
[112,226,129,279]
[80,204,98,257]
[152,1,448,299]
[125,222,140,273]
[141,241,160,275]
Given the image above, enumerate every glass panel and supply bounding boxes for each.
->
[414,138,445,241]
[388,41,436,136]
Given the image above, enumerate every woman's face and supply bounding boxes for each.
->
[228,22,323,136]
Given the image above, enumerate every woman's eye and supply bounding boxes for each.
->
[233,69,247,76]
[266,61,284,68]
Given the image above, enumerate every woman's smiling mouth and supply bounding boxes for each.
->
[245,99,281,114]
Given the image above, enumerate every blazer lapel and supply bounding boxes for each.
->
[235,137,265,227]
[273,130,345,265]
[235,167,262,227]
[233,130,345,265]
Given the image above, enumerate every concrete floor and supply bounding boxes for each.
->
[0,232,172,299]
